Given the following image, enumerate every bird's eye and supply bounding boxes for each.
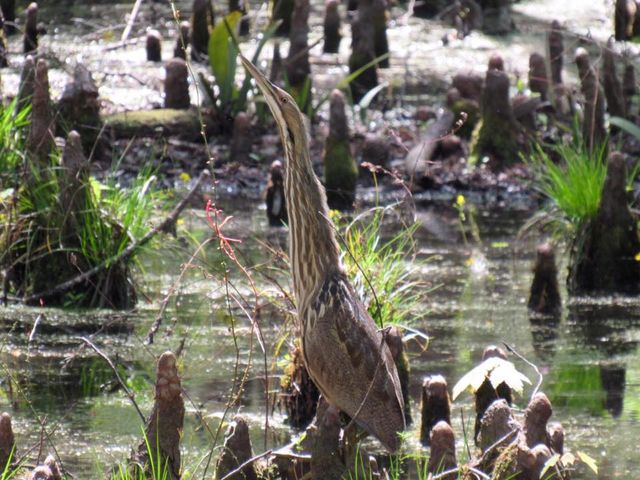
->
[280,96,288,104]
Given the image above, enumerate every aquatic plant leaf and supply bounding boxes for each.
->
[540,453,560,478]
[452,357,531,401]
[576,451,598,474]
[610,116,640,141]
[208,11,242,106]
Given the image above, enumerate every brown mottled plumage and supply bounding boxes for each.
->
[240,55,405,452]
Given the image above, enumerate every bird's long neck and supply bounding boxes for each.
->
[284,120,341,304]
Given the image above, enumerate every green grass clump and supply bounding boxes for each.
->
[527,140,608,230]
[333,206,424,328]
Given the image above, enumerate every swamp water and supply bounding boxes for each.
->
[2,201,640,478]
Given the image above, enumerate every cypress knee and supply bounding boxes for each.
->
[174,21,190,59]
[575,48,606,153]
[323,0,341,54]
[286,0,312,111]
[266,160,287,226]
[215,416,258,480]
[26,59,54,166]
[527,242,561,317]
[548,20,563,85]
[229,111,252,163]
[602,40,626,120]
[469,63,520,171]
[164,57,190,109]
[191,0,212,61]
[146,29,162,62]
[0,413,15,472]
[24,2,38,54]
[420,375,451,446]
[272,0,294,36]
[324,89,357,210]
[427,421,457,479]
[131,352,184,480]
[349,10,377,103]
[568,152,640,294]
[528,53,548,101]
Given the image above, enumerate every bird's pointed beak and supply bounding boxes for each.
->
[240,55,279,106]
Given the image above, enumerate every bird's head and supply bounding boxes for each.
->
[240,55,304,149]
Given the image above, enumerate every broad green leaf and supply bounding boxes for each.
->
[576,451,598,474]
[208,11,242,105]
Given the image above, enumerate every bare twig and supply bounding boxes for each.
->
[503,342,543,399]
[23,170,210,305]
[75,336,146,423]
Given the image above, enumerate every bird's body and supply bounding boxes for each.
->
[241,56,405,452]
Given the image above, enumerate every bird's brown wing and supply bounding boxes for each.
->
[302,272,405,452]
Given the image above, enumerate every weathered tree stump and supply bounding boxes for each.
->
[568,152,640,295]
[523,392,552,448]
[0,413,15,471]
[359,0,389,68]
[385,326,411,425]
[58,63,102,156]
[420,375,451,446]
[349,8,377,103]
[602,41,626,120]
[146,29,162,62]
[132,352,184,480]
[272,0,294,36]
[1,0,16,35]
[279,343,319,428]
[615,0,637,41]
[427,421,457,478]
[324,89,357,210]
[528,53,548,101]
[469,64,520,171]
[215,416,258,480]
[26,59,54,166]
[527,242,561,317]
[174,21,190,59]
[266,160,287,226]
[286,0,311,111]
[575,48,606,152]
[229,111,252,163]
[191,0,212,61]
[323,0,341,54]
[548,20,563,85]
[164,57,190,109]
[23,2,38,54]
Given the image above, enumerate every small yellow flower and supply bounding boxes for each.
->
[456,194,465,207]
[179,172,191,183]
[635,252,640,262]
[465,256,475,267]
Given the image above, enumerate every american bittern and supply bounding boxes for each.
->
[240,56,405,452]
